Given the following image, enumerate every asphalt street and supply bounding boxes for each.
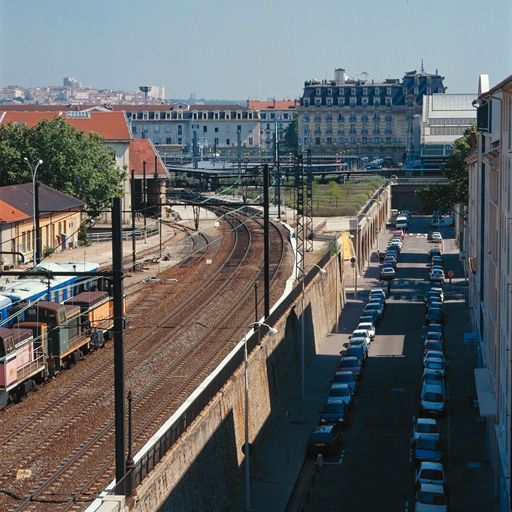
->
[296,216,496,512]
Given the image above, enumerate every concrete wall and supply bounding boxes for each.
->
[127,251,345,512]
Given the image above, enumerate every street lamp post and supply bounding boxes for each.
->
[243,321,277,511]
[301,264,326,398]
[23,157,43,264]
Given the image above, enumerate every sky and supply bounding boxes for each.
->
[1,0,511,100]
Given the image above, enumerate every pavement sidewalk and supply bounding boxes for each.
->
[230,299,368,512]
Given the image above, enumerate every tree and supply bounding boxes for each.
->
[327,180,341,205]
[283,117,298,151]
[416,128,472,213]
[0,117,125,217]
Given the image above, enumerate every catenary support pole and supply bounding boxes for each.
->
[112,197,126,494]
[34,180,41,264]
[263,164,270,318]
[131,170,136,266]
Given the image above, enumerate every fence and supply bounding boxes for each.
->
[87,226,159,243]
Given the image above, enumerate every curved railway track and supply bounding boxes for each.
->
[0,206,290,511]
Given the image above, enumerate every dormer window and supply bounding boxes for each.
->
[316,88,321,96]
[362,88,368,96]
[374,88,380,95]
[327,88,333,95]
[351,88,357,96]
[304,98,310,107]
[386,88,392,95]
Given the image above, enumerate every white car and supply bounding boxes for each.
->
[431,232,443,243]
[421,383,446,416]
[415,483,448,511]
[369,288,386,302]
[429,269,445,284]
[357,322,376,339]
[415,461,447,487]
[413,418,440,441]
[424,359,446,376]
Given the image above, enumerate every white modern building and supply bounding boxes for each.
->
[465,73,512,511]
[421,93,476,166]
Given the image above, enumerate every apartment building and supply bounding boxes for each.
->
[297,67,446,163]
[247,99,298,151]
[119,103,260,152]
[466,73,512,511]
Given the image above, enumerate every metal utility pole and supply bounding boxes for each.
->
[305,149,313,252]
[112,197,126,494]
[130,170,136,266]
[237,126,242,182]
[276,141,281,219]
[142,161,147,233]
[295,154,305,281]
[263,164,270,318]
[34,180,42,264]
[154,156,159,217]
[192,131,199,170]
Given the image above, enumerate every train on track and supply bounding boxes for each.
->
[0,261,118,408]
[0,261,100,323]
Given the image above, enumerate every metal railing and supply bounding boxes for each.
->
[87,226,159,243]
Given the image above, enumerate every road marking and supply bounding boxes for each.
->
[338,449,345,464]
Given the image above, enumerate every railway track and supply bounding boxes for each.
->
[0,206,290,511]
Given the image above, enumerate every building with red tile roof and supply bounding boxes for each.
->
[0,200,28,223]
[0,184,84,267]
[0,110,131,141]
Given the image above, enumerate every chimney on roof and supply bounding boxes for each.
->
[273,98,275,107]
[334,68,347,84]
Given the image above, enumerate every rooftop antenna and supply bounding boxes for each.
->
[139,85,152,103]
[421,59,425,73]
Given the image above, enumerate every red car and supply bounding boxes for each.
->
[392,230,405,239]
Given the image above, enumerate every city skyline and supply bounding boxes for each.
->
[1,0,511,99]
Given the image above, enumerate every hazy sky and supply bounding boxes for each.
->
[1,0,510,99]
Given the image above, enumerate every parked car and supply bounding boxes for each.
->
[425,308,445,326]
[424,340,444,356]
[364,302,384,320]
[423,369,445,385]
[331,371,358,394]
[414,483,448,512]
[430,255,443,266]
[423,351,445,366]
[420,382,446,416]
[428,248,442,258]
[413,417,440,441]
[426,323,444,335]
[340,345,366,366]
[415,461,447,487]
[351,329,372,344]
[306,424,343,456]
[359,314,376,325]
[369,288,386,302]
[431,232,443,243]
[424,359,446,377]
[424,331,444,344]
[347,337,369,354]
[337,356,362,377]
[392,230,405,239]
[429,269,445,283]
[357,322,376,339]
[328,383,354,408]
[380,266,397,280]
[319,396,348,425]
[414,433,444,464]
